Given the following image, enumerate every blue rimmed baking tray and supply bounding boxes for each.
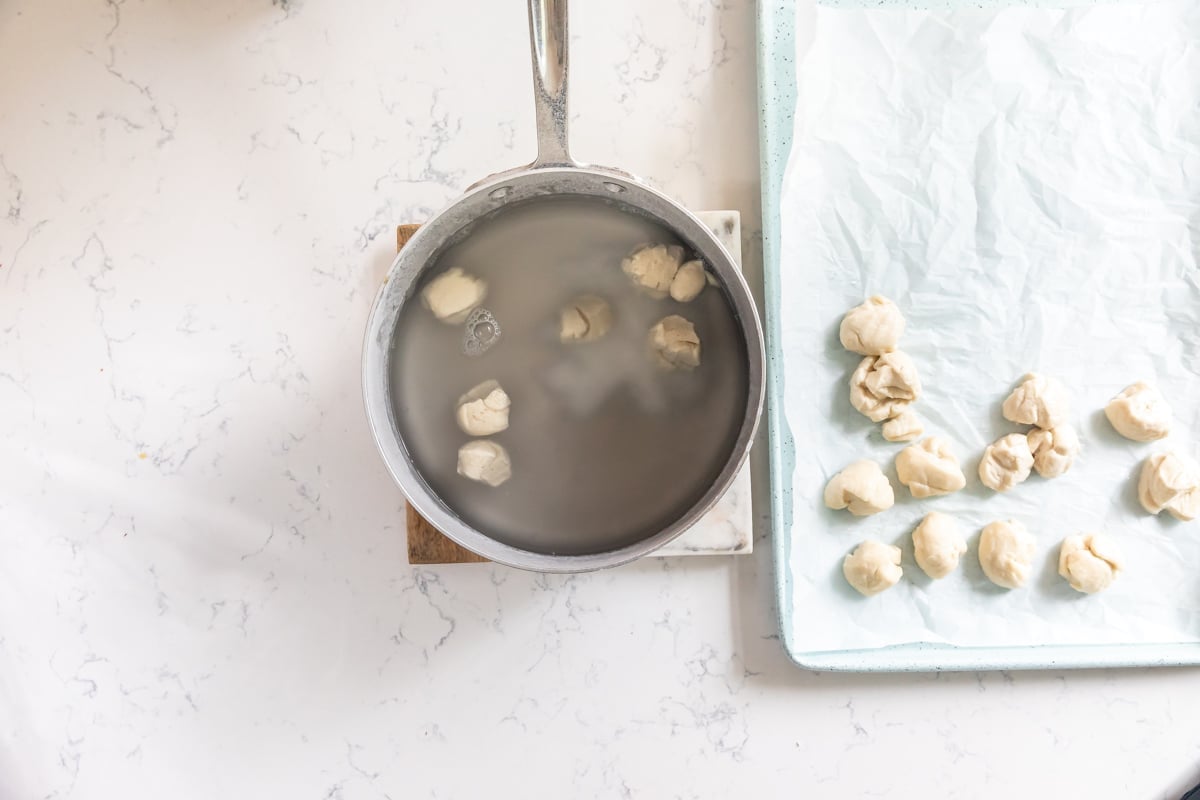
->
[756,0,1200,671]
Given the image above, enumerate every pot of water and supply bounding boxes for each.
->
[363,0,765,572]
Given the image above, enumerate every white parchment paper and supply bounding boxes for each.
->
[779,0,1200,652]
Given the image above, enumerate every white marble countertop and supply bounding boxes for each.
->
[1,0,1198,797]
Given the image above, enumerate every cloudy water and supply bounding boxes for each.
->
[389,197,749,555]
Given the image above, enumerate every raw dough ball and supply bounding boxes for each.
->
[622,243,684,298]
[669,260,707,303]
[1001,373,1070,429]
[1105,381,1172,442]
[456,440,512,487]
[1058,533,1122,594]
[849,352,921,422]
[647,315,701,371]
[881,410,923,443]
[560,294,613,343]
[979,520,1036,589]
[823,460,895,516]
[1027,424,1080,479]
[455,379,511,436]
[1138,451,1200,521]
[421,267,488,324]
[978,433,1035,493]
[912,511,967,579]
[842,540,903,596]
[863,352,921,403]
[895,437,966,498]
[839,296,905,356]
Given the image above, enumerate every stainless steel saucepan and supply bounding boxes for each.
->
[363,0,765,572]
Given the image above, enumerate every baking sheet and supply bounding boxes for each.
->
[775,0,1200,657]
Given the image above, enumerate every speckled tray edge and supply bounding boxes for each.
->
[757,0,1200,672]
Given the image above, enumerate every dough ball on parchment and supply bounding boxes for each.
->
[849,352,921,422]
[839,296,905,356]
[1138,451,1200,522]
[979,433,1034,493]
[843,540,903,596]
[1105,381,1171,442]
[824,460,895,517]
[1002,373,1070,429]
[895,437,966,498]
[1058,533,1122,594]
[912,511,968,579]
[979,519,1036,589]
[1027,424,1080,479]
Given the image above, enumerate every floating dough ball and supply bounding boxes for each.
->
[669,260,707,303]
[1137,451,1200,522]
[978,433,1034,493]
[1058,533,1122,594]
[842,540,903,596]
[647,314,701,371]
[823,460,895,516]
[1105,381,1171,442]
[881,410,923,443]
[839,296,905,356]
[895,437,966,498]
[622,243,684,298]
[456,440,512,487]
[849,352,921,422]
[421,267,487,324]
[1027,424,1080,479]
[455,379,511,436]
[979,520,1036,589]
[559,294,613,343]
[1001,373,1070,429]
[912,511,967,579]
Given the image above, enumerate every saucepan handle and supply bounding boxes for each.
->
[527,0,574,168]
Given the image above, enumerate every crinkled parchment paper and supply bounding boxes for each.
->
[778,1,1200,652]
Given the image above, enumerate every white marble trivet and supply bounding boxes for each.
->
[652,210,752,557]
